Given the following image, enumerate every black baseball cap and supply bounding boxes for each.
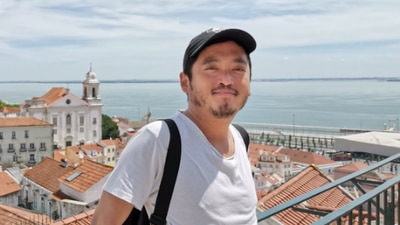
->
[183,28,257,69]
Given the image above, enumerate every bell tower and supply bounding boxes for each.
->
[82,63,102,105]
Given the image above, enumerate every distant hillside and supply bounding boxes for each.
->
[0,76,398,84]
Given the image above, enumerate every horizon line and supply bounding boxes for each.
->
[0,76,399,84]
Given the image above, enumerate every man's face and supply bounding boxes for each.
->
[180,41,251,119]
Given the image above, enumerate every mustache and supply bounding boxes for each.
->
[211,85,239,95]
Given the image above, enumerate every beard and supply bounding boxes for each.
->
[210,102,236,119]
[190,88,248,119]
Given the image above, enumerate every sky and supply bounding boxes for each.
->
[1,0,400,81]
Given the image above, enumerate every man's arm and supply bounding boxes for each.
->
[91,191,134,225]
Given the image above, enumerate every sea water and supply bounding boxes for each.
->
[0,79,399,130]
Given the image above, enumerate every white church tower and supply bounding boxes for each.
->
[21,65,103,149]
[83,63,102,105]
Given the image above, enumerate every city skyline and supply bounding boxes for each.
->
[1,0,399,81]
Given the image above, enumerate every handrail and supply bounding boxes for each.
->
[257,151,400,223]
[312,174,400,224]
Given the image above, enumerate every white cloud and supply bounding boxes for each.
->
[0,0,399,80]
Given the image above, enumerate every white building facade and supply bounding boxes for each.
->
[21,67,103,149]
[0,117,53,167]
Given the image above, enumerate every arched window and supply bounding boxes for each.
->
[66,114,71,126]
[92,87,96,98]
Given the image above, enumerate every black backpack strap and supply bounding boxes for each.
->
[232,124,249,152]
[150,119,181,225]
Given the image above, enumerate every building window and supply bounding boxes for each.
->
[0,144,2,153]
[52,116,58,126]
[40,142,46,151]
[13,154,18,162]
[12,131,16,139]
[53,129,57,135]
[41,198,45,212]
[93,118,97,125]
[8,144,15,152]
[93,130,97,137]
[80,127,84,133]
[67,128,71,134]
[66,114,71,126]
[29,154,36,166]
[25,130,29,138]
[20,143,26,152]
[33,191,38,209]
[29,143,35,151]
[80,115,84,126]
[0,132,3,139]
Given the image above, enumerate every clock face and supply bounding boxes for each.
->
[66,99,71,104]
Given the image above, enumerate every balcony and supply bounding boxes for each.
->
[257,152,400,224]
[28,159,37,167]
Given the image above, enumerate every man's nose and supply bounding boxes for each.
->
[218,70,234,86]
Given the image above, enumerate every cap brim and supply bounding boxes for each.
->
[195,29,256,57]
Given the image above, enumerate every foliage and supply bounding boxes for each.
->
[0,99,19,108]
[102,114,119,139]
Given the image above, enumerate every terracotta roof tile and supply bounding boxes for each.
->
[248,144,280,165]
[100,139,123,151]
[58,160,113,193]
[50,92,88,106]
[0,171,22,196]
[53,150,67,162]
[258,165,354,225]
[0,117,52,127]
[67,146,82,154]
[0,106,20,113]
[79,144,103,152]
[51,209,94,225]
[277,148,336,166]
[50,189,75,201]
[24,157,74,192]
[334,161,369,173]
[39,87,68,105]
[100,139,115,146]
[0,204,53,224]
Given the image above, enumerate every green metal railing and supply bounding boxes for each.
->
[257,152,400,224]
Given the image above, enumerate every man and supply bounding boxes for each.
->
[91,27,257,225]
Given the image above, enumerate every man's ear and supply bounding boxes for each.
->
[180,72,189,93]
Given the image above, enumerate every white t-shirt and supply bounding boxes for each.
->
[103,111,257,225]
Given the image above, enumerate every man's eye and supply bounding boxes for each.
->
[206,66,217,70]
[234,68,245,72]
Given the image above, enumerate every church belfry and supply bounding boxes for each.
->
[82,64,102,105]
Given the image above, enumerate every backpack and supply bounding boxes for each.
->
[123,119,250,225]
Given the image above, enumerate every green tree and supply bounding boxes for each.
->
[260,132,265,140]
[301,138,304,150]
[102,114,119,139]
[0,99,19,108]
